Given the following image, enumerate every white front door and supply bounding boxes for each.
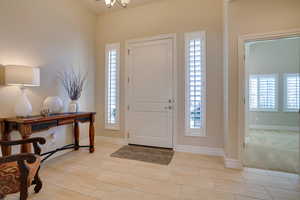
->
[127,38,174,148]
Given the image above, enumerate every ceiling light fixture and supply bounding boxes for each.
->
[96,0,131,8]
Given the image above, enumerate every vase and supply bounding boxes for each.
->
[43,96,63,113]
[69,100,79,113]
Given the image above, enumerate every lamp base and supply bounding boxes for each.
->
[14,88,32,117]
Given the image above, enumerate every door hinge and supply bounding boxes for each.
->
[243,97,246,105]
[128,49,131,55]
[127,105,130,110]
[128,77,130,83]
[243,142,246,149]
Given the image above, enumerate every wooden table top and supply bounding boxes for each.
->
[2,112,96,124]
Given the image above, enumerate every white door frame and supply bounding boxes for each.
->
[124,33,178,148]
[237,29,300,164]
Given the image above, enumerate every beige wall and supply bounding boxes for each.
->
[96,0,224,148]
[0,0,96,154]
[226,0,300,159]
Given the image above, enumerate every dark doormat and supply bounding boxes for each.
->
[111,145,174,165]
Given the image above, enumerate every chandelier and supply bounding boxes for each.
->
[96,0,131,8]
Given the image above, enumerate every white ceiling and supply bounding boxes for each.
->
[79,0,162,14]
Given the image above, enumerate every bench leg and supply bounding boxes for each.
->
[33,167,43,193]
[74,122,80,150]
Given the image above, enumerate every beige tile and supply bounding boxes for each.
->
[129,164,171,181]
[174,152,223,163]
[100,187,177,200]
[234,195,261,200]
[98,169,179,198]
[97,188,144,200]
[37,183,101,200]
[171,156,225,170]
[214,179,272,200]
[134,178,181,199]
[170,173,215,189]
[99,160,134,174]
[169,164,201,177]
[41,166,118,199]
[6,183,101,200]
[180,185,235,200]
[200,168,245,182]
[102,170,180,198]
[96,170,141,190]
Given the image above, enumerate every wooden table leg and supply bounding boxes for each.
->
[1,121,12,156]
[20,124,32,153]
[74,121,80,150]
[89,115,95,153]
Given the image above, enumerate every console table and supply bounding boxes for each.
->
[0,112,96,160]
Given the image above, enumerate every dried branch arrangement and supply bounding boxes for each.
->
[59,68,87,101]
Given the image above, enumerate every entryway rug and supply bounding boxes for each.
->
[111,145,174,165]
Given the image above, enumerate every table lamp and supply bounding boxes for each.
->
[4,65,40,117]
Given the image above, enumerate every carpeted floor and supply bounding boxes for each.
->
[111,145,174,165]
[244,129,299,173]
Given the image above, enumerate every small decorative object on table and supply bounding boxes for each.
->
[40,107,50,117]
[42,96,63,114]
[59,68,87,113]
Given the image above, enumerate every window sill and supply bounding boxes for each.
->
[283,109,300,113]
[249,109,278,112]
[185,130,206,137]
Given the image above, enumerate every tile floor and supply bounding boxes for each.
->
[5,137,300,200]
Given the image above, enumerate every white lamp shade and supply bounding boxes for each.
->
[4,65,40,86]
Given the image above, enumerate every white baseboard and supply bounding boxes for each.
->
[96,136,128,145]
[224,157,243,169]
[174,145,224,156]
[249,125,299,132]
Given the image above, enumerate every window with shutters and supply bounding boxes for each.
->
[185,31,206,136]
[249,74,278,112]
[105,43,120,130]
[284,73,300,112]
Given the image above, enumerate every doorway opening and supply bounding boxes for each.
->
[243,37,300,174]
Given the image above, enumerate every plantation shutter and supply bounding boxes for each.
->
[249,74,277,111]
[189,39,202,129]
[105,43,120,130]
[185,31,206,136]
[259,76,276,110]
[249,76,258,110]
[285,74,300,111]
